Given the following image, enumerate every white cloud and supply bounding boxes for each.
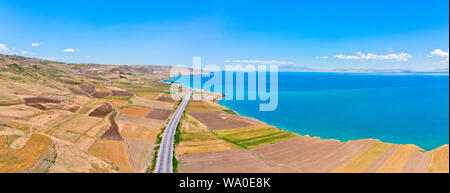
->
[335,51,412,62]
[225,59,296,67]
[0,43,8,52]
[316,56,329,59]
[428,49,449,64]
[335,54,360,60]
[31,42,44,47]
[63,48,80,53]
[428,49,449,58]
[21,51,29,55]
[387,48,393,53]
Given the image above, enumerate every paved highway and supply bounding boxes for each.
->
[154,91,192,173]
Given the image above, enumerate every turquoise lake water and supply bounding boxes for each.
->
[173,72,449,150]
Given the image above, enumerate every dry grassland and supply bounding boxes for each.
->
[132,97,174,110]
[0,134,52,173]
[117,114,163,142]
[102,99,131,108]
[49,141,116,173]
[427,145,449,173]
[88,139,134,172]
[125,139,154,172]
[119,106,152,118]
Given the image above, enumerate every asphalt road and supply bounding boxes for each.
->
[154,91,192,173]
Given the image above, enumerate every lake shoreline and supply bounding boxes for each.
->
[169,73,449,152]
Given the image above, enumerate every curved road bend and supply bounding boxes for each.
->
[155,91,192,173]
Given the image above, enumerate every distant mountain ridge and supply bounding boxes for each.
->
[281,65,449,74]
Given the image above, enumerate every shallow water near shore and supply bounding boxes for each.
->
[173,72,449,150]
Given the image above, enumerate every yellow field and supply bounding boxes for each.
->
[121,125,161,142]
[333,142,393,173]
[0,136,7,153]
[133,92,161,100]
[88,139,134,172]
[427,145,449,173]
[0,93,24,106]
[102,99,130,108]
[187,101,221,112]
[377,145,417,173]
[119,106,152,117]
[0,134,52,173]
[117,114,164,142]
[94,85,111,92]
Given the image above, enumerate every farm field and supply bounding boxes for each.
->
[175,94,449,173]
[0,54,179,173]
[119,106,152,118]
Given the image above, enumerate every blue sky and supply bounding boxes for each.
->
[0,0,448,71]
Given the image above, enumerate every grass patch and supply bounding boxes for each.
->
[155,126,166,144]
[239,133,295,148]
[213,126,296,149]
[222,109,238,115]
[146,124,167,173]
[7,63,24,73]
[174,110,185,145]
[5,136,11,147]
[174,122,182,145]
[103,96,133,104]
[172,108,186,173]
[119,82,133,85]
[173,151,179,173]
[146,145,160,173]
[0,96,24,106]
